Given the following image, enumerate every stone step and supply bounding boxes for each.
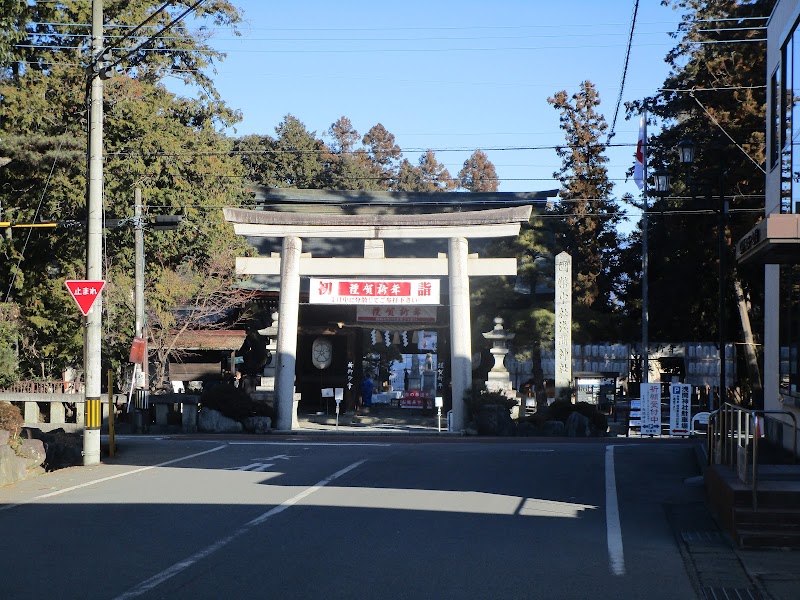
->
[736,527,800,549]
[734,506,800,529]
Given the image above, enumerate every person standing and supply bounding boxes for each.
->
[361,374,375,407]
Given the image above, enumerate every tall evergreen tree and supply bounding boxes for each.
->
[0,1,252,381]
[626,0,773,346]
[548,81,622,312]
[458,150,499,192]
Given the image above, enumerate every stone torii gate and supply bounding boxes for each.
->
[224,204,532,432]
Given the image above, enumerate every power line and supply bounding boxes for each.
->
[608,0,640,143]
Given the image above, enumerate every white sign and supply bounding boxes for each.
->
[628,399,641,426]
[321,388,334,397]
[356,305,437,323]
[310,278,440,305]
[640,383,661,436]
[669,383,692,436]
[554,252,572,393]
[334,388,344,402]
[435,396,444,408]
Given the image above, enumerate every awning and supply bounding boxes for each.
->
[736,214,800,264]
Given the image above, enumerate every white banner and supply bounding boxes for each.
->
[356,305,437,323]
[310,278,440,305]
[640,383,661,436]
[669,383,692,436]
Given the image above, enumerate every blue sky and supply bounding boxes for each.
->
[183,0,684,223]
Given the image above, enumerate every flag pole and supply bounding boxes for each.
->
[640,112,649,385]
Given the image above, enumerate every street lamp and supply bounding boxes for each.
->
[675,138,726,411]
[652,168,671,196]
[640,167,671,386]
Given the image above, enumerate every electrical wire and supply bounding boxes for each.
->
[4,138,65,302]
[608,0,639,143]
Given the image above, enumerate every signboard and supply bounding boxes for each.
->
[356,305,437,323]
[65,279,106,316]
[669,383,692,436]
[628,399,642,427]
[310,278,440,305]
[129,336,146,364]
[640,383,662,436]
[401,390,431,409]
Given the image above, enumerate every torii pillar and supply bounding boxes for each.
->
[224,205,532,432]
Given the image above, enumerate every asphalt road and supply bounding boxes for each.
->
[1,436,712,599]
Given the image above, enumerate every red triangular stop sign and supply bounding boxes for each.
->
[65,280,106,316]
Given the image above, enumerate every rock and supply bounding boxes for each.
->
[0,444,26,486]
[17,438,46,470]
[242,416,271,434]
[566,411,590,437]
[542,420,565,437]
[0,430,9,446]
[198,408,243,433]
[23,428,83,471]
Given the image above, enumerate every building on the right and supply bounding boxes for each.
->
[737,0,800,454]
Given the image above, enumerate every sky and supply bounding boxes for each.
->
[180,0,685,225]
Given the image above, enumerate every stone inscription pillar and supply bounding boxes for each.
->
[448,237,472,432]
[276,236,302,430]
[554,251,572,400]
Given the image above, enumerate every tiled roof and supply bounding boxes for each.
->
[171,330,247,351]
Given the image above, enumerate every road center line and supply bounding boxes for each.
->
[112,459,367,600]
[0,445,228,513]
[605,445,626,576]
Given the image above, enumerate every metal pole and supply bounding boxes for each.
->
[83,0,104,465]
[718,172,727,412]
[107,369,115,457]
[134,187,147,388]
[641,124,649,385]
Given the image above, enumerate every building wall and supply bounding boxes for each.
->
[766,0,800,426]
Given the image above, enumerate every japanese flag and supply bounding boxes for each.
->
[634,113,646,190]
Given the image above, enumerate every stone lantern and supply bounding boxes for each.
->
[482,317,515,397]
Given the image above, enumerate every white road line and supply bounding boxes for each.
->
[250,463,274,472]
[228,441,392,447]
[605,445,626,576]
[0,445,228,513]
[112,459,367,600]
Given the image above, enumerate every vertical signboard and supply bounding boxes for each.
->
[640,382,661,436]
[554,252,572,395]
[669,383,692,436]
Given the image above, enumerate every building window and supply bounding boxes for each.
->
[779,264,800,396]
[781,33,793,213]
[771,65,780,169]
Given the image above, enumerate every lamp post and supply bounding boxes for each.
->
[642,167,670,385]
[676,138,726,411]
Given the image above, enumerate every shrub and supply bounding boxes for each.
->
[465,387,517,418]
[0,401,23,437]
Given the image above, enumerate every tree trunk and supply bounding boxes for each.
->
[734,277,763,403]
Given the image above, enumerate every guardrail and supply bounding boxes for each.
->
[708,402,798,509]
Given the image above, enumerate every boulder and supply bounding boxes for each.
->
[242,416,272,434]
[17,438,46,470]
[23,428,83,471]
[0,444,26,486]
[198,408,243,433]
[542,420,565,437]
[0,429,9,446]
[566,411,590,437]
